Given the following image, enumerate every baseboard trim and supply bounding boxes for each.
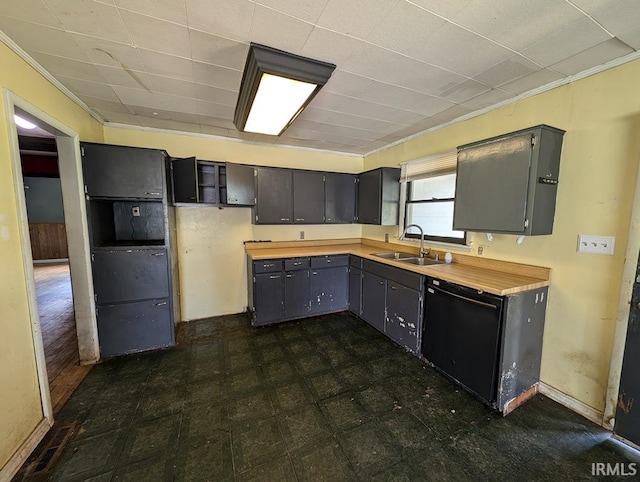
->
[33,258,69,265]
[539,382,604,426]
[0,417,51,480]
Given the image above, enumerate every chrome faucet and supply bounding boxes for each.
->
[400,224,430,258]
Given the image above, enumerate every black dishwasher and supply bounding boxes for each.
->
[422,277,503,404]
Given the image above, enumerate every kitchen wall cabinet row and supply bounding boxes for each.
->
[81,142,176,359]
[248,255,349,325]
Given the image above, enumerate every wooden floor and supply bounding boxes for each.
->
[34,262,91,414]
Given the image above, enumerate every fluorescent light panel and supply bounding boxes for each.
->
[14,114,37,129]
[244,74,316,135]
[234,43,336,136]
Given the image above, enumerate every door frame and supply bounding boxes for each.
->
[4,90,99,422]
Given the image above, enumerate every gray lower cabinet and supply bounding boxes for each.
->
[254,272,284,325]
[386,281,422,354]
[310,265,349,314]
[284,269,310,319]
[97,299,173,358]
[361,271,387,332]
[293,171,325,224]
[348,256,363,316]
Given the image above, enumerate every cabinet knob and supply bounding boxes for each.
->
[286,274,294,278]
[269,275,280,279]
[390,286,397,290]
[378,281,384,285]
[280,218,290,221]
[295,218,305,221]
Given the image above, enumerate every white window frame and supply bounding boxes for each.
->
[398,150,473,251]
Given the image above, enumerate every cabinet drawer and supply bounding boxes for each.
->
[363,259,423,291]
[284,257,309,271]
[253,259,283,273]
[93,248,169,304]
[97,299,174,358]
[349,255,363,269]
[310,254,349,268]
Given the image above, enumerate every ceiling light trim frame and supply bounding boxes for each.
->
[103,121,364,158]
[365,49,640,157]
[0,30,104,125]
[234,43,336,136]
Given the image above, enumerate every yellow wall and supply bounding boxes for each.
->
[364,59,640,412]
[103,127,363,320]
[0,44,103,469]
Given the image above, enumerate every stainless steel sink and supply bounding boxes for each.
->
[398,257,445,266]
[373,252,415,260]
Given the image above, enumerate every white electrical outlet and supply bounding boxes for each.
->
[132,206,140,217]
[577,235,615,255]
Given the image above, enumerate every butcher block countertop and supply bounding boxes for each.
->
[245,238,550,296]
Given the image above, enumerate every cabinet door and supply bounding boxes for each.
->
[82,143,165,199]
[361,271,386,332]
[226,163,256,206]
[93,249,169,304]
[254,272,284,325]
[97,299,174,358]
[357,170,381,224]
[453,133,532,233]
[255,168,293,224]
[348,267,362,317]
[310,266,349,315]
[293,171,325,224]
[284,270,310,319]
[171,157,198,203]
[325,173,356,224]
[386,281,422,354]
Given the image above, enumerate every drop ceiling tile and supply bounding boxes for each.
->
[191,61,242,91]
[571,0,640,49]
[292,118,381,141]
[193,100,235,119]
[43,0,131,43]
[70,34,146,70]
[77,94,131,113]
[95,65,154,90]
[353,82,456,117]
[138,49,194,80]
[57,76,120,101]
[342,43,468,96]
[323,70,378,98]
[283,127,364,147]
[168,111,204,124]
[126,105,173,119]
[200,124,231,137]
[521,17,611,67]
[114,0,188,25]
[0,0,63,28]
[452,0,584,51]
[499,68,564,95]
[398,23,514,78]
[407,0,474,18]
[255,0,329,23]
[298,106,398,134]
[112,85,198,114]
[96,109,140,124]
[135,115,203,133]
[474,54,540,88]
[249,5,314,54]
[424,104,474,126]
[197,115,236,130]
[120,10,191,58]
[440,79,491,104]
[186,0,255,42]
[316,0,400,39]
[30,52,106,83]
[146,74,237,105]
[460,87,514,110]
[189,30,247,70]
[0,17,89,62]
[550,38,634,76]
[365,1,445,54]
[301,27,363,64]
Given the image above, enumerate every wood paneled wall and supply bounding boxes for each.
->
[29,223,68,259]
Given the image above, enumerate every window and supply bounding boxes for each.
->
[400,151,466,245]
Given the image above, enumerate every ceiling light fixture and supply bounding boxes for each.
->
[14,115,37,130]
[234,43,336,136]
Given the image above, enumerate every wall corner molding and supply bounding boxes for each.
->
[538,382,605,427]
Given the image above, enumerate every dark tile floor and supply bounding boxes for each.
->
[18,312,640,481]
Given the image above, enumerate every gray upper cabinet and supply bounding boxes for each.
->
[453,124,565,235]
[293,171,325,224]
[225,163,256,206]
[82,142,165,199]
[171,157,198,203]
[255,168,293,224]
[325,173,357,223]
[357,167,400,225]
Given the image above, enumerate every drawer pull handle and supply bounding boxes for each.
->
[390,286,397,290]
[312,272,318,275]
[154,301,167,306]
[286,274,294,278]
[264,263,274,268]
[152,252,165,256]
[269,275,280,279]
[378,281,384,285]
[293,262,302,266]
[146,192,161,195]
[295,218,305,221]
[280,218,290,221]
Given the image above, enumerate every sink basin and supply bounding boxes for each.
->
[373,252,415,260]
[398,257,445,266]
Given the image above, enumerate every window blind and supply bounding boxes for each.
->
[400,150,457,183]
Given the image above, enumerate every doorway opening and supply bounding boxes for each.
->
[16,109,91,413]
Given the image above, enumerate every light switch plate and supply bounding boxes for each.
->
[577,235,615,255]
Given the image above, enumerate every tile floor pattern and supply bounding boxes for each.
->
[19,312,639,481]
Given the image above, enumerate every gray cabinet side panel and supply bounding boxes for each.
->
[454,134,532,233]
[497,287,548,411]
[529,127,563,235]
